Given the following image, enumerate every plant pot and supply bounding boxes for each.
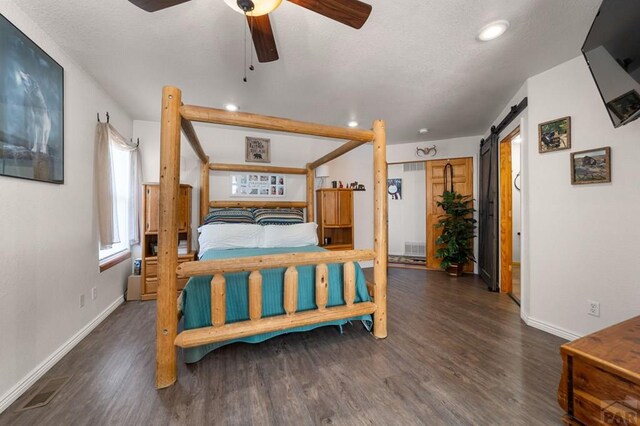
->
[446,263,465,277]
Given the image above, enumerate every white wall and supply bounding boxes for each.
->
[524,56,640,338]
[0,2,132,412]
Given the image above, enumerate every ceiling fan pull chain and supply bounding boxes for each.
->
[249,15,255,71]
[243,11,248,82]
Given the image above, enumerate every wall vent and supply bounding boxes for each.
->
[403,162,425,172]
[404,242,426,256]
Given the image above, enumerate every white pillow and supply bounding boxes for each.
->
[262,223,318,248]
[197,224,263,257]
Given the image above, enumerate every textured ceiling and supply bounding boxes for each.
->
[14,0,600,143]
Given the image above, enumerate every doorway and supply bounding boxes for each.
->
[499,127,522,303]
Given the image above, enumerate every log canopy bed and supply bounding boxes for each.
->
[156,86,388,389]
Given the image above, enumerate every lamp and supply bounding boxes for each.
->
[315,165,330,188]
[224,0,283,16]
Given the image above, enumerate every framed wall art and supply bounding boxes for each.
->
[231,174,286,197]
[570,147,611,185]
[538,116,571,153]
[245,137,270,163]
[0,13,64,184]
[606,90,640,124]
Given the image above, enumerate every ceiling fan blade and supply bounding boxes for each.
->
[128,0,191,12]
[247,15,280,63]
[288,0,371,29]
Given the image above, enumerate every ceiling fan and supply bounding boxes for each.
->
[128,0,372,63]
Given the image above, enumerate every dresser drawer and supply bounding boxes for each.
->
[144,277,189,295]
[145,259,158,278]
[145,255,194,279]
[574,358,640,407]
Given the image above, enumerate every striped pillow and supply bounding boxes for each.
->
[203,208,256,225]
[253,208,304,225]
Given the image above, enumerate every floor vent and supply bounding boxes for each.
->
[404,242,426,256]
[15,376,70,412]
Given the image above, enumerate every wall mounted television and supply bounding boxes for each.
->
[582,0,640,128]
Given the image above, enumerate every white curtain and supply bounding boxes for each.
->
[96,122,142,249]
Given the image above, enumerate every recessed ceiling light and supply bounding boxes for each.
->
[348,121,359,128]
[419,128,429,134]
[224,103,239,112]
[477,20,510,42]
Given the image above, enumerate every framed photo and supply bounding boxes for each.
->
[606,90,640,123]
[0,14,64,184]
[387,178,402,200]
[538,116,571,153]
[571,147,611,185]
[231,173,285,197]
[245,137,270,163]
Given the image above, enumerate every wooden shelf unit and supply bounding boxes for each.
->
[141,183,194,301]
[316,188,354,251]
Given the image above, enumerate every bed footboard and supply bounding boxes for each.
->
[174,250,379,348]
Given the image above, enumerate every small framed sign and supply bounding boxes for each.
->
[245,137,270,163]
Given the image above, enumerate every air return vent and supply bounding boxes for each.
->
[403,162,425,172]
[404,242,426,256]
[15,376,70,412]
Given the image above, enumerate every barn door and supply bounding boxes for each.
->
[425,157,474,271]
[479,132,500,291]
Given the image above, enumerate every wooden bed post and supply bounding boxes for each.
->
[200,156,210,225]
[306,164,314,223]
[372,120,388,339]
[156,86,182,389]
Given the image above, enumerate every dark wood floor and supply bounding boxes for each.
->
[1,269,566,425]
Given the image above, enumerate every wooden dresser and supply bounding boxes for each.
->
[558,316,640,425]
[140,183,195,301]
[316,188,354,251]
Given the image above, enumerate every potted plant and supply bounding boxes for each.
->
[435,191,477,277]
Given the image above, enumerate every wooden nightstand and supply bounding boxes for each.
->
[316,188,354,251]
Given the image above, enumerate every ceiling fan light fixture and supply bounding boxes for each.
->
[477,20,510,42]
[224,0,283,16]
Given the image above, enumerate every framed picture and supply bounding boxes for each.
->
[231,173,285,197]
[606,90,640,123]
[0,14,64,184]
[387,178,402,200]
[571,147,611,185]
[245,137,270,163]
[538,116,571,153]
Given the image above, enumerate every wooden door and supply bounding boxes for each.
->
[425,157,474,270]
[338,190,353,226]
[479,133,499,291]
[499,130,518,294]
[145,185,159,234]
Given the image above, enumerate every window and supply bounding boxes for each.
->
[98,133,134,266]
[96,122,140,271]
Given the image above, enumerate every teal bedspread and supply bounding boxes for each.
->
[181,245,372,363]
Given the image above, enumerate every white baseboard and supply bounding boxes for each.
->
[0,295,124,414]
[521,314,582,341]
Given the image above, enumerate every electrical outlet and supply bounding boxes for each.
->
[92,287,97,301]
[79,294,85,308]
[588,300,600,317]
